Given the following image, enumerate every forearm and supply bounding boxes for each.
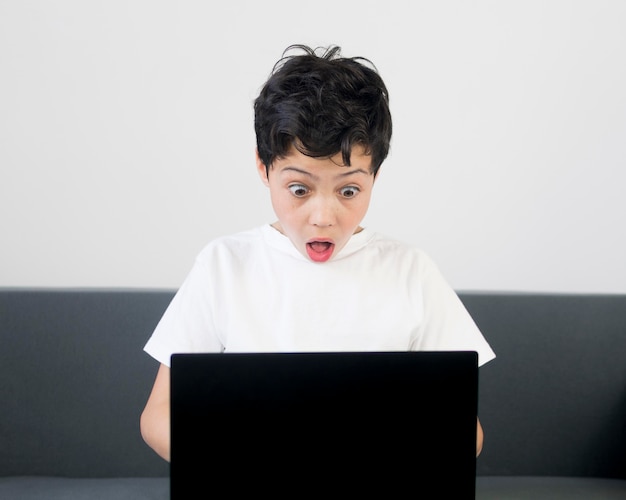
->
[140,400,171,462]
[476,417,484,457]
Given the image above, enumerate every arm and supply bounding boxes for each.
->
[476,417,484,457]
[140,363,171,462]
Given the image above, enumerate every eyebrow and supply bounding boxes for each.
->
[280,166,371,179]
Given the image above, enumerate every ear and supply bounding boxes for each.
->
[255,149,270,187]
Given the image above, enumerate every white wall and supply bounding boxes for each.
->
[1,1,625,293]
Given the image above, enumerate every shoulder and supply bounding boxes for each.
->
[185,227,271,276]
[363,231,439,269]
[197,226,266,258]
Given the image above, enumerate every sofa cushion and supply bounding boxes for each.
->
[476,475,626,499]
[0,477,168,500]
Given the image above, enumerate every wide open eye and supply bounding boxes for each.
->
[288,184,309,197]
[339,186,360,198]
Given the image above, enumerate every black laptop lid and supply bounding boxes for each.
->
[170,351,478,499]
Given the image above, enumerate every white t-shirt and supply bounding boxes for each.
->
[144,224,495,367]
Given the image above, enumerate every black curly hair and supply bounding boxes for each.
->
[254,44,392,176]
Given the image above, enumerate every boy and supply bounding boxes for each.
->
[140,44,495,462]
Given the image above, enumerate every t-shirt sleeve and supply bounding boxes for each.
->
[410,253,496,367]
[144,255,223,366]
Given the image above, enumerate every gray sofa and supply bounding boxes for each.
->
[1,288,625,499]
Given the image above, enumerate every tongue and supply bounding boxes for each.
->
[306,241,334,262]
[310,241,331,253]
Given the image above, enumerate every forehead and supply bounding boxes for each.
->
[272,144,374,175]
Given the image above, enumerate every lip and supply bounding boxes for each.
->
[305,238,335,263]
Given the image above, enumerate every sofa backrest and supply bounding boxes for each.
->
[1,289,625,479]
[460,292,626,479]
[0,288,173,478]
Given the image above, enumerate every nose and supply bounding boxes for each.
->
[308,195,337,227]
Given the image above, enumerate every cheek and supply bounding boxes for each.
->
[348,197,371,221]
[270,191,299,219]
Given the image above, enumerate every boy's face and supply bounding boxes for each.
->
[257,144,376,263]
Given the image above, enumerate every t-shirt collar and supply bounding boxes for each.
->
[261,224,373,262]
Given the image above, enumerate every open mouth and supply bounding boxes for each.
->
[306,241,335,262]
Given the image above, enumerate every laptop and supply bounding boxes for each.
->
[170,351,478,499]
